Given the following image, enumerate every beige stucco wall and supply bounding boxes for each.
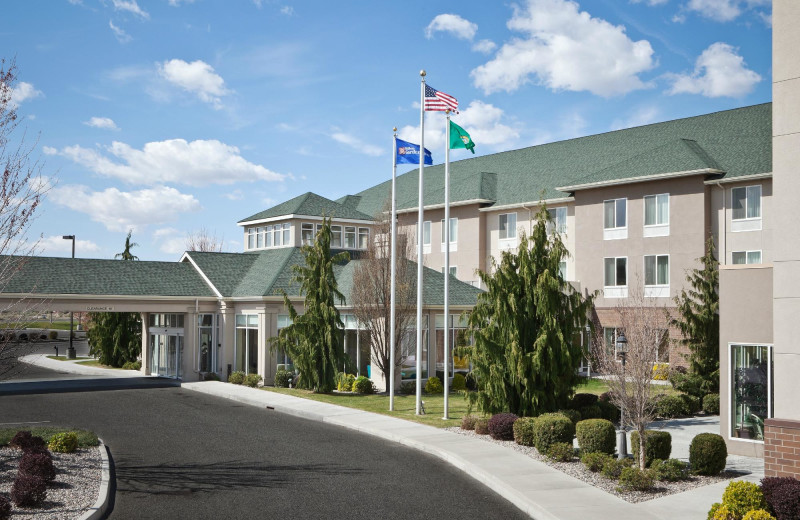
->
[719,265,773,457]
[709,179,773,265]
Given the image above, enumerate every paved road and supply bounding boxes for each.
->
[0,376,528,519]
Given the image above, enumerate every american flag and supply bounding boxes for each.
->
[424,84,458,112]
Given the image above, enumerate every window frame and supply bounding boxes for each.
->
[440,217,458,252]
[301,223,314,246]
[643,193,670,237]
[547,207,567,235]
[603,256,628,298]
[499,212,517,241]
[728,343,773,444]
[643,254,670,297]
[731,185,762,221]
[603,198,628,240]
[732,250,762,265]
[331,225,342,248]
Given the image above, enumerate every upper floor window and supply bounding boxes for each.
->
[358,227,370,250]
[441,218,458,251]
[416,221,431,249]
[644,194,669,237]
[247,228,255,249]
[441,266,457,277]
[301,223,314,245]
[499,213,517,240]
[603,256,628,298]
[331,225,342,248]
[644,254,669,297]
[603,198,627,240]
[282,223,291,245]
[256,227,264,248]
[731,185,762,232]
[732,250,762,265]
[547,207,567,234]
[344,226,357,249]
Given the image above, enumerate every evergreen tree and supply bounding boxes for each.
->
[672,237,719,393]
[271,218,348,393]
[460,206,596,417]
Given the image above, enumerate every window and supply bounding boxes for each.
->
[547,207,567,234]
[730,344,772,441]
[434,314,471,380]
[198,314,215,373]
[255,227,264,248]
[732,186,762,220]
[732,250,762,265]
[247,228,255,249]
[603,198,627,240]
[644,254,669,297]
[331,225,342,248]
[344,226,356,249]
[358,227,370,250]
[644,194,669,237]
[265,225,273,247]
[441,266,457,276]
[276,315,293,372]
[603,257,627,298]
[559,260,567,280]
[401,316,428,381]
[235,314,259,375]
[416,221,432,248]
[282,223,290,245]
[499,213,517,240]
[301,223,314,245]
[441,218,457,250]
[272,225,281,246]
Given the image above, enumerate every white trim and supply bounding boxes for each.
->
[498,212,518,240]
[603,256,628,298]
[604,228,628,240]
[238,214,374,227]
[731,250,763,265]
[727,342,774,443]
[603,286,628,298]
[603,198,627,241]
[644,286,669,298]
[478,197,575,213]
[731,219,762,232]
[703,172,772,185]
[498,238,518,250]
[643,224,669,237]
[643,253,670,291]
[557,168,723,192]
[0,292,219,302]
[395,198,494,215]
[181,253,224,298]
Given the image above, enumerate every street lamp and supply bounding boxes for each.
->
[615,331,628,459]
[585,323,592,378]
[62,235,76,359]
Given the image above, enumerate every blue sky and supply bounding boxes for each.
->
[3,0,771,260]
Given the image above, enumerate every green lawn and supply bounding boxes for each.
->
[575,377,678,396]
[263,387,472,428]
[0,321,77,331]
[0,427,99,447]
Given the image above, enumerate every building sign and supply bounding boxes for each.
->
[87,306,114,312]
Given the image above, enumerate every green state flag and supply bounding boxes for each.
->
[449,120,475,154]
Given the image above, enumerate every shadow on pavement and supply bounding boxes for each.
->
[0,377,180,396]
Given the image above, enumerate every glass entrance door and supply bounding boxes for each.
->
[149,332,183,379]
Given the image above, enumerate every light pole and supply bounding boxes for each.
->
[62,235,76,359]
[615,331,628,459]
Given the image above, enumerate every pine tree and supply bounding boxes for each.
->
[672,237,719,393]
[460,206,596,417]
[271,217,348,393]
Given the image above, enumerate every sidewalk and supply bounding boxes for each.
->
[183,381,764,520]
[15,354,145,378]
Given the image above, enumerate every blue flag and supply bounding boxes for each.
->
[396,138,432,165]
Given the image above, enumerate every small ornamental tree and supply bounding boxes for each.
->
[271,217,348,393]
[459,205,596,417]
[672,237,719,394]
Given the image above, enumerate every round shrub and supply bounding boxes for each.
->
[0,495,9,520]
[598,391,613,402]
[760,476,800,520]
[558,409,582,425]
[569,393,599,410]
[581,452,613,472]
[703,393,720,415]
[19,451,56,482]
[48,330,58,340]
[451,373,467,392]
[512,417,536,446]
[721,481,767,518]
[274,369,293,388]
[533,413,575,454]
[10,431,47,452]
[576,419,616,455]
[203,372,221,381]
[352,376,375,394]
[547,442,575,462]
[122,360,141,371]
[597,400,621,423]
[656,395,689,418]
[488,413,519,441]
[11,474,47,507]
[398,381,416,395]
[679,393,702,415]
[461,414,478,431]
[631,430,672,467]
[650,458,688,481]
[228,371,245,385]
[709,503,733,520]
[474,418,489,435]
[618,467,655,492]
[48,431,78,453]
[601,457,634,480]
[244,373,263,388]
[690,433,727,476]
[742,510,776,520]
[424,376,443,394]
[579,404,602,420]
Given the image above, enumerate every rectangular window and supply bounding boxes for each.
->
[235,314,259,375]
[547,207,567,234]
[604,257,627,287]
[331,225,342,248]
[282,223,290,245]
[441,218,458,243]
[440,266,457,276]
[264,225,272,247]
[358,227,369,250]
[344,226,356,249]
[644,255,669,286]
[499,213,517,240]
[301,223,314,245]
[730,344,772,441]
[732,250,762,265]
[604,198,627,229]
[255,227,264,248]
[732,185,762,220]
[559,260,567,280]
[247,228,255,249]
[273,225,282,247]
[644,194,669,226]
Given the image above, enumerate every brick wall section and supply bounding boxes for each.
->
[764,419,800,478]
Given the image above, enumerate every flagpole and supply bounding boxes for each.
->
[416,70,426,415]
[389,127,398,412]
[443,110,451,420]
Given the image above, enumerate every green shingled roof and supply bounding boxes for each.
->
[0,256,215,297]
[238,192,374,224]
[346,103,771,215]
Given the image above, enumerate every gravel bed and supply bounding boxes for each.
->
[0,446,101,519]
[445,427,741,503]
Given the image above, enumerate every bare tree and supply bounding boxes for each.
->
[350,206,416,391]
[590,284,672,470]
[0,59,49,378]
[186,227,224,252]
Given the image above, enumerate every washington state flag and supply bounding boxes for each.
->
[449,120,475,154]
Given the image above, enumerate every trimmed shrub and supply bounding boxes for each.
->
[425,376,443,394]
[669,370,706,398]
[10,431,46,452]
[399,381,416,395]
[0,496,9,520]
[690,433,727,476]
[601,457,634,480]
[274,369,293,388]
[598,391,613,402]
[474,419,489,435]
[228,371,245,385]
[533,413,575,454]
[11,474,47,507]
[721,481,767,518]
[558,409,581,425]
[704,393,721,415]
[656,395,689,418]
[760,477,800,520]
[19,451,56,482]
[618,467,655,492]
[335,372,354,392]
[352,376,375,394]
[48,330,58,340]
[122,360,141,371]
[576,419,616,455]
[742,511,776,520]
[547,442,575,462]
[48,432,78,453]
[203,372,220,381]
[597,400,621,423]
[631,430,672,467]
[579,404,602,420]
[569,393,599,410]
[709,503,734,520]
[652,363,670,381]
[512,417,536,446]
[650,458,688,481]
[244,373,263,388]
[488,413,519,441]
[679,393,702,415]
[461,415,478,431]
[581,451,613,472]
[451,373,467,392]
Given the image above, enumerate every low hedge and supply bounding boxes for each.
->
[679,393,702,415]
[597,400,621,423]
[617,467,655,492]
[655,394,689,418]
[461,415,479,431]
[488,413,518,441]
[275,369,293,388]
[601,457,634,479]
[48,432,78,453]
[228,371,245,385]
[547,442,575,462]
[352,376,375,394]
[19,451,56,482]
[11,474,47,507]
[425,376,443,394]
[721,481,767,518]
[569,393,599,409]
[512,417,536,446]
[690,433,727,475]
[533,413,575,454]
[474,419,489,435]
[581,451,613,472]
[650,458,688,481]
[576,419,616,455]
[0,428,97,448]
[760,477,800,520]
[243,373,263,388]
[557,409,581,425]
[703,393,720,415]
[630,430,672,467]
[579,404,603,420]
[451,373,467,391]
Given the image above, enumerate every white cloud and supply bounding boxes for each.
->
[157,59,230,109]
[471,0,655,98]
[168,0,196,5]
[48,138,286,187]
[152,227,187,255]
[666,42,761,98]
[83,116,119,130]
[630,0,669,5]
[51,185,200,232]
[10,82,42,107]
[111,0,149,19]
[225,189,244,200]
[280,6,294,15]
[610,105,661,130]
[330,131,383,157]
[109,20,132,43]
[38,235,100,256]
[471,39,497,54]
[685,0,740,21]
[425,14,478,40]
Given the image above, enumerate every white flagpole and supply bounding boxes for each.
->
[389,127,398,412]
[416,70,426,415]
[443,111,450,420]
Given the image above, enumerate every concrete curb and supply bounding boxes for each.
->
[77,439,112,520]
[18,354,144,378]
